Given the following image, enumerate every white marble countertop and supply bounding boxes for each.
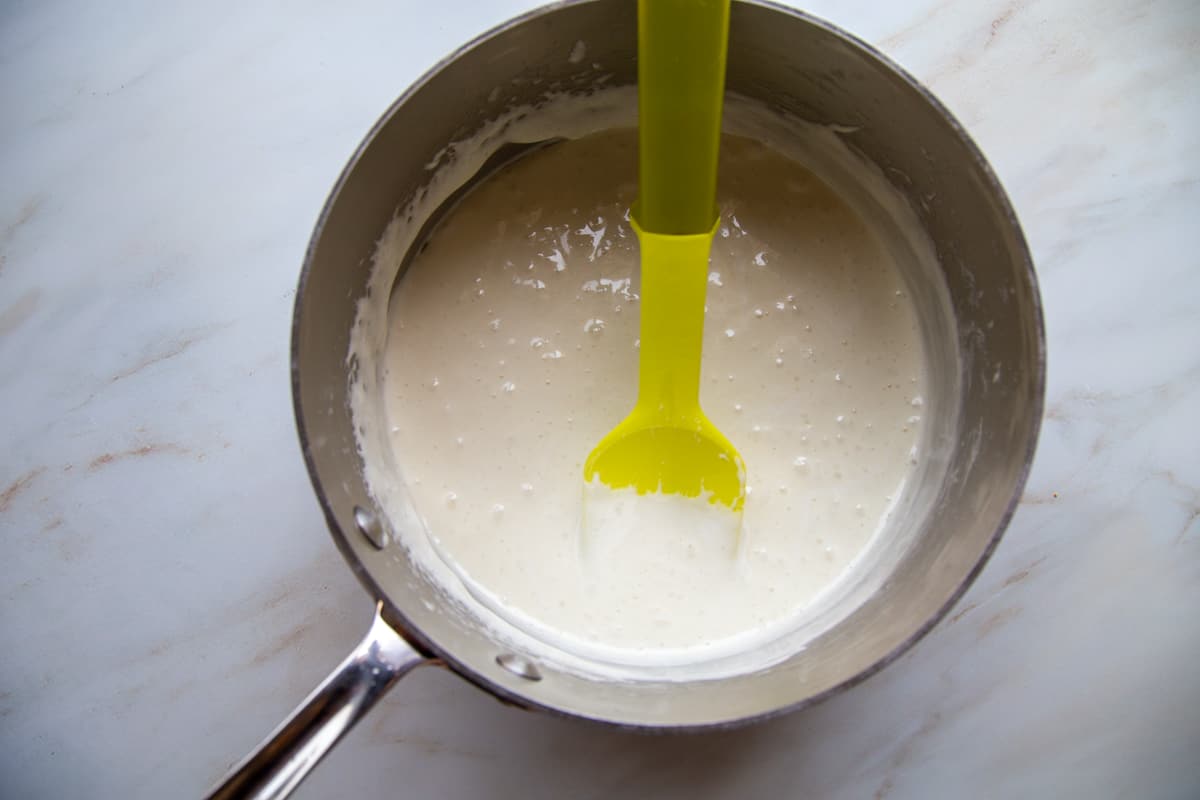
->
[2,0,1197,797]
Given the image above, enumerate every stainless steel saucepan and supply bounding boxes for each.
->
[208,2,1044,797]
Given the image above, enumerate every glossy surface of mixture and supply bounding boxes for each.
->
[375,129,925,662]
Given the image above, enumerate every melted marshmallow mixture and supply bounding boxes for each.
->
[371,129,925,661]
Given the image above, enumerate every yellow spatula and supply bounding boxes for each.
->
[584,0,745,510]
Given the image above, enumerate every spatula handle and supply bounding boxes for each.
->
[637,0,731,235]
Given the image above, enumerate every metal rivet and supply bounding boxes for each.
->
[495,653,542,681]
[353,506,388,550]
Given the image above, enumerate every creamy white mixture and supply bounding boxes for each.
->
[356,122,926,666]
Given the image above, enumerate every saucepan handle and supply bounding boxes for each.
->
[205,601,428,800]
